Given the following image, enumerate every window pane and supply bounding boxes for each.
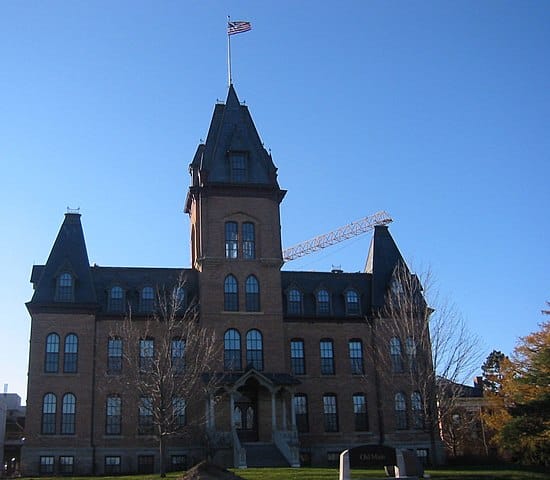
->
[109,286,124,312]
[108,337,122,374]
[245,275,260,311]
[59,456,74,474]
[171,338,185,373]
[246,329,263,370]
[323,394,338,432]
[225,222,238,258]
[317,290,330,314]
[57,273,73,301]
[45,333,60,373]
[320,340,335,375]
[291,339,305,375]
[40,456,55,474]
[224,275,239,311]
[230,154,247,183]
[395,392,407,429]
[346,290,360,315]
[294,394,309,433]
[353,394,368,431]
[138,396,154,435]
[42,393,56,434]
[242,222,255,259]
[390,337,404,373]
[61,393,76,434]
[224,329,241,371]
[140,339,154,372]
[349,340,364,374]
[105,456,121,474]
[288,289,302,315]
[64,334,78,373]
[106,395,122,435]
[141,287,155,312]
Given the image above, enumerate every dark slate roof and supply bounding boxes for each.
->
[190,85,280,187]
[438,377,484,398]
[281,270,372,320]
[30,213,97,306]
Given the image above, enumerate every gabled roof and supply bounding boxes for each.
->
[190,85,280,187]
[29,213,96,306]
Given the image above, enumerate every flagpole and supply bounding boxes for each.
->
[227,15,232,86]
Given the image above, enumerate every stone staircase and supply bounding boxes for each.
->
[243,442,289,467]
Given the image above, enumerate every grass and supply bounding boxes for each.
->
[26,465,548,480]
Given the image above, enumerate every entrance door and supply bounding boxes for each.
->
[234,401,258,442]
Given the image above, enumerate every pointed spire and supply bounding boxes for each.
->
[30,213,96,306]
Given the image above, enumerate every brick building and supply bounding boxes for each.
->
[23,85,441,475]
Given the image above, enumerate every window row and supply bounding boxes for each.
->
[390,336,418,373]
[224,329,263,371]
[290,338,365,375]
[286,287,361,316]
[225,221,255,259]
[394,391,425,430]
[41,393,76,435]
[44,333,78,373]
[294,393,368,433]
[224,274,260,311]
[107,285,186,313]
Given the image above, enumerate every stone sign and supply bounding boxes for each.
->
[348,444,397,468]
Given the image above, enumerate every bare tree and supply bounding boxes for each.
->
[371,261,483,462]
[110,279,220,476]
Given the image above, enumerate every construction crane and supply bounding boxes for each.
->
[282,210,393,262]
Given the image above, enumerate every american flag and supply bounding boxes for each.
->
[228,21,252,36]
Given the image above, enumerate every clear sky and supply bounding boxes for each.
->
[1,1,549,402]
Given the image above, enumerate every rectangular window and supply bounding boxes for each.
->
[138,396,154,435]
[294,394,309,433]
[349,340,364,375]
[327,452,339,467]
[171,338,185,373]
[39,456,55,475]
[242,222,255,259]
[106,395,122,435]
[108,337,123,374]
[173,397,186,427]
[290,339,306,375]
[138,455,155,474]
[230,153,247,183]
[140,338,154,372]
[320,339,335,375]
[105,456,121,474]
[323,394,338,432]
[170,455,187,472]
[225,222,238,258]
[353,394,369,431]
[59,456,74,474]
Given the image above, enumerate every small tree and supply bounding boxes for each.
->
[112,279,220,476]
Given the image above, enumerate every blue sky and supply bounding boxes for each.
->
[1,1,549,400]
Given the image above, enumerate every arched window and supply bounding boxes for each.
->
[242,222,256,259]
[141,287,155,312]
[411,391,424,429]
[106,395,122,435]
[395,392,407,429]
[406,336,417,372]
[245,275,260,311]
[320,339,335,375]
[246,329,263,371]
[108,337,122,374]
[173,286,186,309]
[317,289,330,315]
[224,329,241,371]
[345,290,360,315]
[42,393,57,434]
[225,221,238,258]
[290,339,306,375]
[64,334,78,373]
[348,339,364,375]
[353,393,368,431]
[61,393,76,434]
[294,394,309,433]
[224,275,239,311]
[109,286,124,312]
[287,288,302,315]
[390,337,404,373]
[45,333,60,373]
[57,273,74,302]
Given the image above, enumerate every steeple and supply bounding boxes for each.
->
[188,85,281,190]
[28,213,96,307]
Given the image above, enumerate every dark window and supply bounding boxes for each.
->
[320,339,335,375]
[173,286,186,309]
[39,456,55,475]
[225,222,238,258]
[170,455,187,472]
[61,393,76,434]
[138,396,154,435]
[395,392,407,429]
[246,329,263,370]
[353,393,369,431]
[106,395,122,435]
[171,338,185,373]
[140,338,154,372]
[323,394,338,432]
[56,273,74,302]
[137,455,155,474]
[245,275,260,311]
[173,397,186,427]
[290,339,306,375]
[63,334,78,373]
[224,275,239,311]
[411,392,424,429]
[109,286,124,312]
[294,394,309,433]
[345,290,360,315]
[59,456,74,474]
[104,456,121,474]
[45,333,60,373]
[390,337,404,373]
[242,222,255,259]
[406,336,417,372]
[349,339,364,375]
[317,289,330,315]
[287,288,302,315]
[224,329,241,371]
[141,286,155,312]
[41,393,56,434]
[230,153,247,183]
[108,337,122,374]
[327,452,339,467]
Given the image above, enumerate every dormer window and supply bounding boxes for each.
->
[56,273,74,302]
[141,287,155,313]
[345,290,360,316]
[229,153,247,183]
[109,286,124,312]
[316,289,331,315]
